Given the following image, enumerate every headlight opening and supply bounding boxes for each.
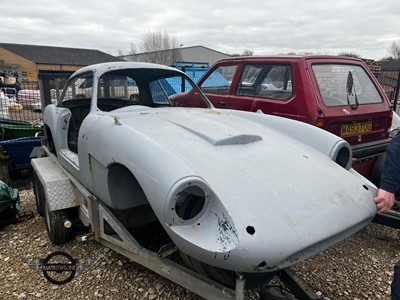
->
[335,146,351,169]
[174,185,206,220]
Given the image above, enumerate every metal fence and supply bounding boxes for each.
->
[0,71,72,189]
[0,81,43,189]
[375,63,400,114]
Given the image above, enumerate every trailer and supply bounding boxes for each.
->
[31,145,323,300]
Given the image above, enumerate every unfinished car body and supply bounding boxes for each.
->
[41,62,377,289]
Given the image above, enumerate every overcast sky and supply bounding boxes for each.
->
[1,0,399,60]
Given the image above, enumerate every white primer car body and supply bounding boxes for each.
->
[43,62,377,286]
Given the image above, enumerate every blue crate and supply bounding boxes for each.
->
[0,137,41,168]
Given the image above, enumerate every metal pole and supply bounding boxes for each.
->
[393,68,400,113]
[235,274,245,300]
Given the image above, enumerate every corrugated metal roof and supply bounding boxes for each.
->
[378,60,400,71]
[0,43,121,66]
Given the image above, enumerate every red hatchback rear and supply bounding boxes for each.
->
[177,55,393,180]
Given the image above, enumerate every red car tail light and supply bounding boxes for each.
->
[387,110,394,135]
[313,118,325,128]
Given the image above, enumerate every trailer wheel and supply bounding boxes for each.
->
[44,203,70,245]
[179,251,274,290]
[8,160,21,180]
[370,153,386,187]
[32,169,45,216]
[8,169,21,180]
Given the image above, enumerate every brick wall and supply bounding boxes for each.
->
[0,48,83,85]
[36,63,81,72]
[0,48,37,82]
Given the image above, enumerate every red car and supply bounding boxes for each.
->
[175,55,393,181]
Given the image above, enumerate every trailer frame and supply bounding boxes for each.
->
[31,146,323,300]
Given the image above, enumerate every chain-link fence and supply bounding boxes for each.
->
[375,61,400,114]
[0,72,72,189]
[0,80,43,189]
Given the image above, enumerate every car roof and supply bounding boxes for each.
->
[72,61,185,77]
[214,55,363,64]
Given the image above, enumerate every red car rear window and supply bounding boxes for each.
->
[312,64,383,107]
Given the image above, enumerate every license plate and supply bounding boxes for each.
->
[340,121,372,136]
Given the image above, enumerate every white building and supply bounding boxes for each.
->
[119,45,231,67]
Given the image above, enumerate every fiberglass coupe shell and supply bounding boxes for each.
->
[43,62,377,284]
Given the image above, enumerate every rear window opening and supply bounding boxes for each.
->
[312,64,383,107]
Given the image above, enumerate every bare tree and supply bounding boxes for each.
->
[129,42,137,55]
[388,40,400,60]
[242,49,254,56]
[228,49,254,57]
[279,51,317,55]
[140,30,182,65]
[338,51,361,58]
[116,48,125,56]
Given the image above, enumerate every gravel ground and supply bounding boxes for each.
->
[0,188,399,300]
